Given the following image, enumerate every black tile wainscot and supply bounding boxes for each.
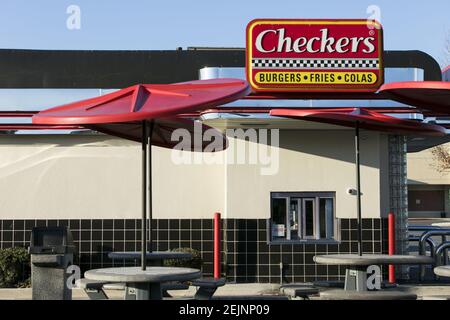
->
[0,218,388,283]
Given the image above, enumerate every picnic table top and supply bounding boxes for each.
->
[434,265,450,277]
[314,254,433,266]
[431,222,450,228]
[85,266,201,283]
[108,251,193,260]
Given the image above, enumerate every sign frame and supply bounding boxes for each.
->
[246,19,384,93]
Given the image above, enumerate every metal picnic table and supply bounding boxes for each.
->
[84,266,201,300]
[314,254,433,292]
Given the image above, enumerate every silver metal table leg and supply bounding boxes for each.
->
[344,266,367,292]
[130,282,162,300]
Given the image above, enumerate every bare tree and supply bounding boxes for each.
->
[429,30,450,173]
[442,29,450,68]
[431,145,450,173]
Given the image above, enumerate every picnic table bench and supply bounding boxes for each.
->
[319,289,417,300]
[279,284,319,300]
[189,278,226,300]
[108,251,193,266]
[76,278,111,300]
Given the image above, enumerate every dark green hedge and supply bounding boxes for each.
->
[164,248,202,269]
[0,247,31,288]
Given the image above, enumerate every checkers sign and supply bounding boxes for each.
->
[246,19,384,92]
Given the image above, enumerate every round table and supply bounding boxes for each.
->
[85,266,201,300]
[434,265,450,278]
[431,222,450,228]
[314,254,433,266]
[108,251,193,266]
[314,254,433,292]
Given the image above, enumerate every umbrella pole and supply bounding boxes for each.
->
[141,120,148,270]
[148,120,154,254]
[355,121,363,256]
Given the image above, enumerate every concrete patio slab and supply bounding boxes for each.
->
[1,282,449,300]
[0,283,282,300]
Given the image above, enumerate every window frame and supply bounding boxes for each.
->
[269,191,340,244]
[270,196,289,241]
[301,197,317,240]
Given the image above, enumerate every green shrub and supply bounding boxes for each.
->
[0,247,31,288]
[164,248,202,269]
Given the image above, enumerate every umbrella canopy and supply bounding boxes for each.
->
[270,107,446,256]
[32,78,250,151]
[32,79,250,125]
[32,78,250,271]
[378,81,450,115]
[270,107,446,136]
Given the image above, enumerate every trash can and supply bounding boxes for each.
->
[28,227,76,300]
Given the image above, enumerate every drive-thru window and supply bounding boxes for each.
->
[271,192,336,242]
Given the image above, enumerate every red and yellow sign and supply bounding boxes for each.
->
[246,19,384,92]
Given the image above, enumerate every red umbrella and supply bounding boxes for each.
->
[270,107,446,136]
[33,78,250,270]
[270,107,446,255]
[33,79,250,124]
[379,81,450,115]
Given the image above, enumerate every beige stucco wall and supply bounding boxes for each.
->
[224,130,389,219]
[0,135,224,220]
[0,129,389,220]
[407,144,450,217]
[407,143,450,185]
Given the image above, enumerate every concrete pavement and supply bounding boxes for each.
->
[2,282,450,300]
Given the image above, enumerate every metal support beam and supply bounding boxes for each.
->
[141,121,148,270]
[0,49,440,88]
[355,122,363,256]
[148,120,154,253]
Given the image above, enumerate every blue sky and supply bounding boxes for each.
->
[0,0,449,66]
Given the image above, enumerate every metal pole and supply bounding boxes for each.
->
[141,120,148,270]
[355,122,363,256]
[442,235,448,264]
[148,120,154,254]
[388,212,396,283]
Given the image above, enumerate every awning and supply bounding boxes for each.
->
[270,107,446,136]
[378,81,450,115]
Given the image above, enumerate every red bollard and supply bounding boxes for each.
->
[214,212,221,279]
[388,212,396,283]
